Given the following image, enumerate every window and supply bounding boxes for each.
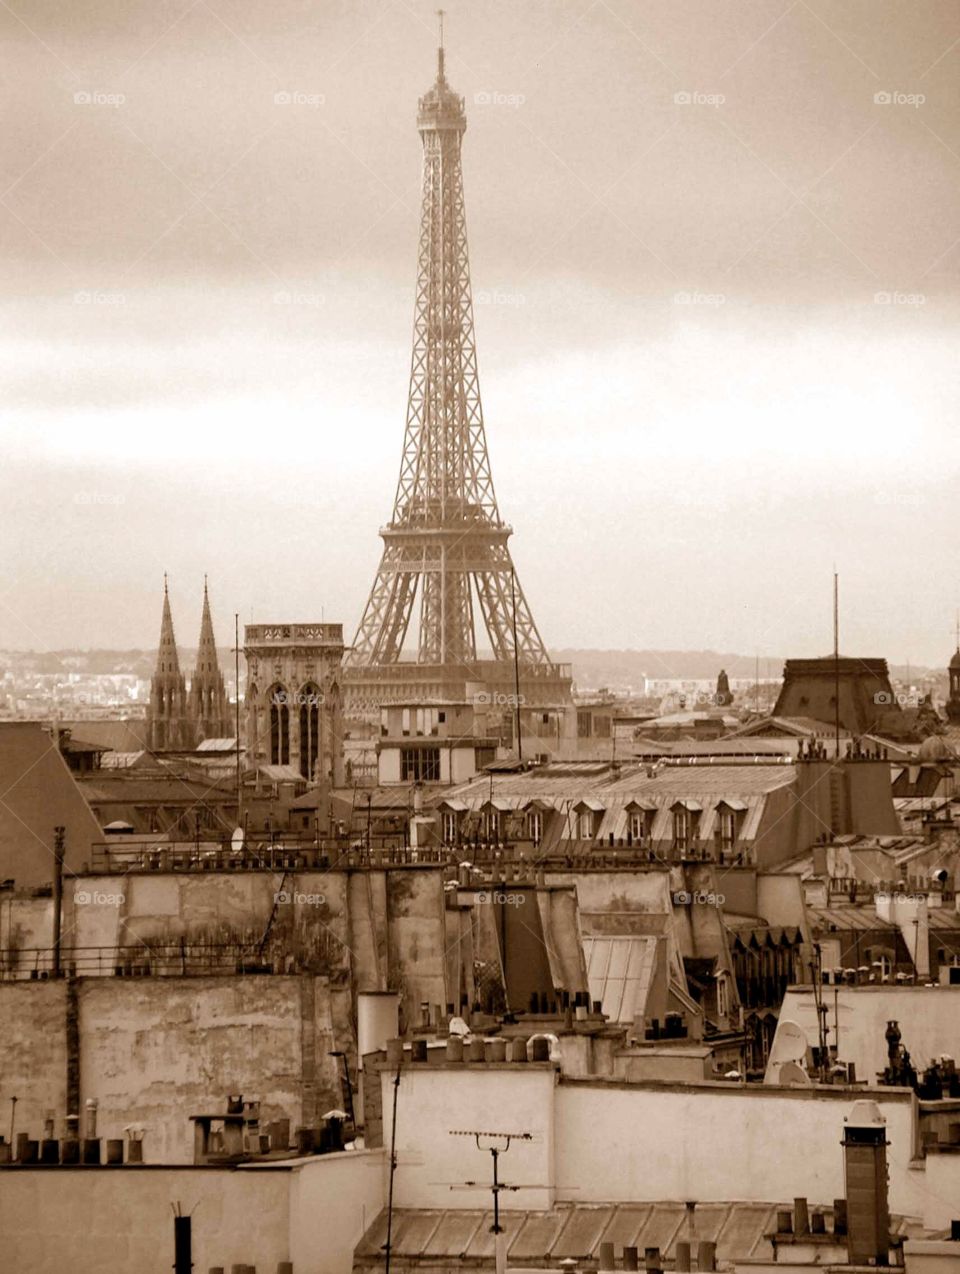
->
[400,747,440,782]
[528,810,543,844]
[578,808,599,839]
[717,973,728,1017]
[485,808,501,840]
[438,711,446,724]
[269,685,290,766]
[401,708,411,736]
[627,808,653,845]
[299,683,321,780]
[442,810,458,843]
[718,809,737,852]
[672,806,699,852]
[577,710,592,738]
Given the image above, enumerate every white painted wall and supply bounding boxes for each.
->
[555,1082,926,1217]
[377,1061,954,1229]
[771,986,960,1084]
[288,1149,386,1274]
[380,1065,556,1211]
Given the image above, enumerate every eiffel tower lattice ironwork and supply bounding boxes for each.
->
[347,35,555,677]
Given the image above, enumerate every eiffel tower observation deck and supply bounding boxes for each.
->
[344,28,572,718]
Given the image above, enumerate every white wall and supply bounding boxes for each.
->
[288,1149,386,1274]
[556,1082,926,1216]
[380,1064,556,1210]
[772,986,960,1084]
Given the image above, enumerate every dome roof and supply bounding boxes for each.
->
[918,734,955,762]
[950,648,960,670]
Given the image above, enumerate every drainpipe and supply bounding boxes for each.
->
[52,826,65,977]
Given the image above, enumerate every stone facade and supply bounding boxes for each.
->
[244,623,345,784]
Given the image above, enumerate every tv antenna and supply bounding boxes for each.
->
[448,1130,534,1274]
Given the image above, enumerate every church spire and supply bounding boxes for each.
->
[147,577,191,751]
[189,578,232,743]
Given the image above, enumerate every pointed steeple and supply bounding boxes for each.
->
[157,574,181,677]
[147,576,191,751]
[189,578,232,743]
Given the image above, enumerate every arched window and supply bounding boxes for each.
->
[269,684,290,766]
[299,683,321,779]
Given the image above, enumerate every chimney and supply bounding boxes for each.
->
[842,1101,890,1265]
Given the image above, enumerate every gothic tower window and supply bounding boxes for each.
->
[299,683,321,779]
[269,685,290,766]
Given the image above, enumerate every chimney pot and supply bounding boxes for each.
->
[776,1210,793,1235]
[623,1247,639,1271]
[599,1241,616,1271]
[833,1199,847,1236]
[675,1240,691,1271]
[446,1036,464,1063]
[794,1198,809,1236]
[697,1240,716,1272]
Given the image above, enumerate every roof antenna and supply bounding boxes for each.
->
[436,8,445,80]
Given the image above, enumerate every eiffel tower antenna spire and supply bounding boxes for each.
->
[345,32,571,717]
[437,8,445,79]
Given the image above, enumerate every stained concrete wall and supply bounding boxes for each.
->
[77,975,340,1163]
[4,867,450,1036]
[0,981,69,1141]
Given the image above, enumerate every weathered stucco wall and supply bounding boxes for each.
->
[0,980,68,1140]
[77,975,341,1163]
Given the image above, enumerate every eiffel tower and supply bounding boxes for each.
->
[345,25,571,717]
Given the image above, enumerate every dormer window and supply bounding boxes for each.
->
[671,800,702,852]
[573,798,604,840]
[715,799,747,853]
[625,801,656,846]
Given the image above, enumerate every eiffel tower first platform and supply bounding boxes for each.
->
[343,32,572,719]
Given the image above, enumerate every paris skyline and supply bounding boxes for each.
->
[3,0,959,664]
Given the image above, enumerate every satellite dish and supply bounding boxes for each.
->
[231,827,245,852]
[768,1020,807,1065]
[777,1061,812,1087]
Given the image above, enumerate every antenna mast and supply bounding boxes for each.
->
[833,572,840,759]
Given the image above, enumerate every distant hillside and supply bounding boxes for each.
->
[553,649,939,691]
[0,647,941,690]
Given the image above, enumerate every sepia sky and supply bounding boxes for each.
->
[2,0,959,665]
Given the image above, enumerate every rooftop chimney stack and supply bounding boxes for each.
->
[842,1101,890,1266]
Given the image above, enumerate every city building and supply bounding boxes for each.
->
[243,622,345,785]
